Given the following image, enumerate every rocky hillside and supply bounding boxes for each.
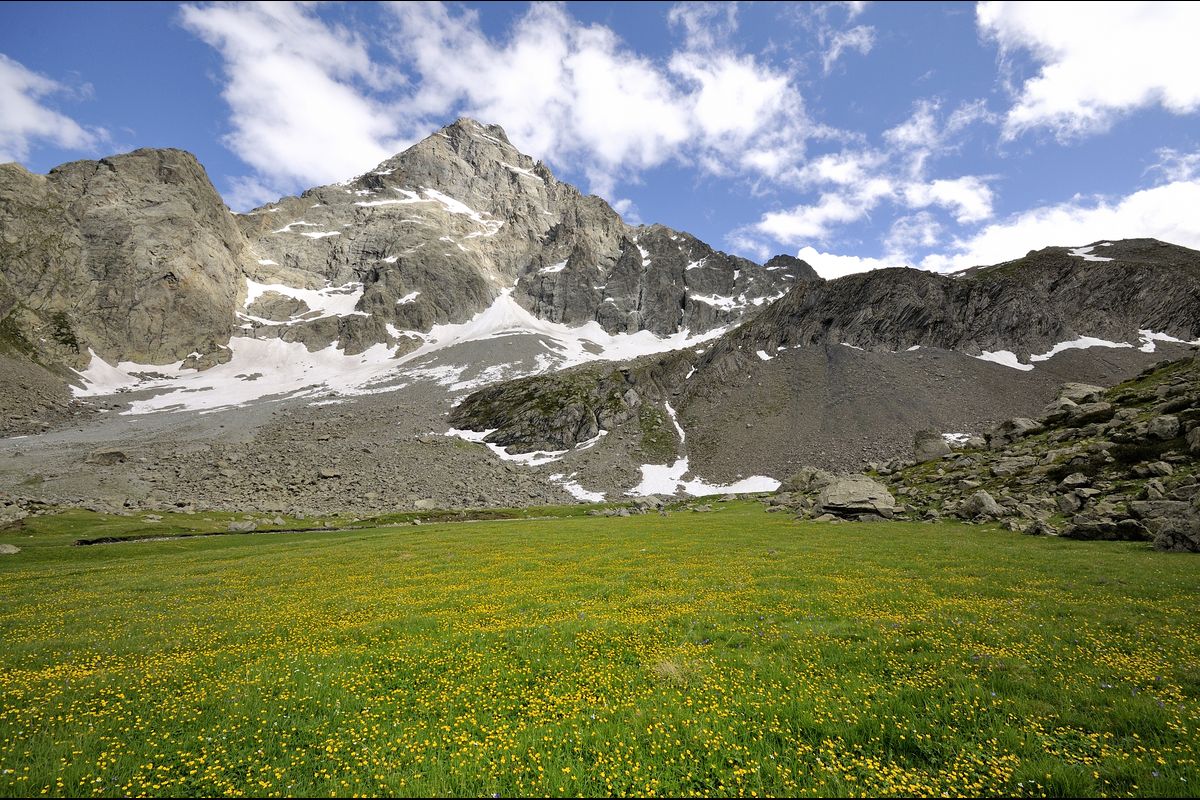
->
[450,240,1200,467]
[766,353,1200,552]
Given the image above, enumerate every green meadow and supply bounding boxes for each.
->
[0,501,1197,797]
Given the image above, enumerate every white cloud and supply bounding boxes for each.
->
[179,1,410,193]
[0,54,103,163]
[1150,147,1200,182]
[389,2,810,197]
[822,25,875,74]
[795,246,895,279]
[978,1,1200,139]
[919,178,1200,272]
[902,176,994,223]
[666,2,738,52]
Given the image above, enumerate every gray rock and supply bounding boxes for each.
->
[413,499,437,510]
[317,468,341,479]
[228,520,257,532]
[86,448,127,466]
[913,429,951,462]
[1148,414,1180,440]
[816,475,896,519]
[0,544,20,555]
[990,456,1036,476]
[1058,383,1105,404]
[1188,427,1200,454]
[958,490,1004,519]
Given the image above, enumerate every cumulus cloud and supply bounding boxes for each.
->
[179,1,410,196]
[0,54,104,163]
[920,177,1200,272]
[795,246,896,279]
[978,1,1200,139]
[388,2,810,197]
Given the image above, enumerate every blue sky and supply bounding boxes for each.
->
[2,1,1199,276]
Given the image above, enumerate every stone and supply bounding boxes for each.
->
[1026,520,1057,536]
[989,418,1042,447]
[958,490,1004,519]
[815,475,896,519]
[0,544,20,555]
[913,429,951,462]
[990,456,1036,477]
[228,520,257,532]
[413,499,436,510]
[1058,383,1105,404]
[1148,414,1180,440]
[318,468,341,479]
[1056,472,1090,492]
[86,448,127,466]
[1188,427,1200,454]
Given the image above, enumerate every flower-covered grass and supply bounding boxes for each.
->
[1,501,1197,797]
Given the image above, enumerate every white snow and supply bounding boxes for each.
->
[73,338,406,414]
[685,258,707,271]
[396,291,420,305]
[637,245,651,265]
[393,289,730,372]
[1138,329,1200,352]
[906,345,921,352]
[756,349,774,361]
[689,293,743,311]
[381,256,398,263]
[840,342,865,351]
[539,260,568,275]
[1029,336,1131,362]
[942,432,972,445]
[243,279,364,320]
[684,366,696,380]
[973,350,1035,371]
[500,161,541,180]
[272,220,316,234]
[72,288,733,416]
[257,258,277,266]
[549,473,606,503]
[444,427,566,466]
[1067,244,1114,262]
[299,230,340,239]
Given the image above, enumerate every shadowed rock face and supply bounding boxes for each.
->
[0,149,250,366]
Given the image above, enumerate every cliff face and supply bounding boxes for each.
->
[0,148,250,367]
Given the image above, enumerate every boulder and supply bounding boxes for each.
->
[1148,414,1180,440]
[1188,427,1200,454]
[1058,383,1105,404]
[815,475,896,519]
[913,429,951,462]
[990,456,1036,477]
[228,520,257,532]
[0,544,20,555]
[957,490,1003,520]
[86,448,127,466]
[780,467,835,495]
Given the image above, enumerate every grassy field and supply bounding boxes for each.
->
[0,501,1197,797]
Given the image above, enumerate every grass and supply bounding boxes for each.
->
[1,502,1198,797]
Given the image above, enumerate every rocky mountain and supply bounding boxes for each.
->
[449,239,1200,487]
[232,117,807,356]
[1,117,1198,521]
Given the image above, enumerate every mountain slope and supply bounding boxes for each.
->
[450,239,1200,488]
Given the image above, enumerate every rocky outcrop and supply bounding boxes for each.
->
[869,354,1200,550]
[0,149,249,366]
